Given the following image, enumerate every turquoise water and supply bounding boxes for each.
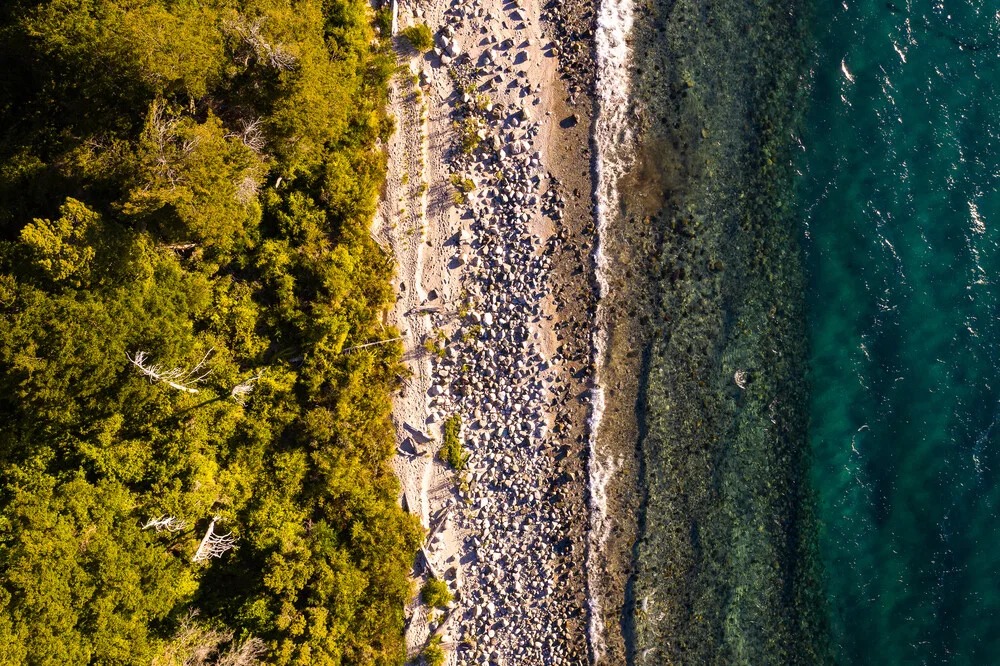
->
[803,2,1000,663]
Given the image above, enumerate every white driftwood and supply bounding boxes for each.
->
[420,546,441,579]
[192,516,237,562]
[127,348,213,393]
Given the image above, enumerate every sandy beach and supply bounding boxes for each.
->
[371,0,601,662]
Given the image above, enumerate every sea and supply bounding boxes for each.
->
[803,1,1000,663]
[588,0,1000,663]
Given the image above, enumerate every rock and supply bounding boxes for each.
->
[483,312,494,326]
[398,437,419,456]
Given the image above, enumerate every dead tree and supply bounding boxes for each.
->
[217,637,267,666]
[230,371,263,405]
[148,100,199,187]
[235,174,260,204]
[126,348,213,394]
[142,515,187,533]
[225,117,266,154]
[224,15,297,71]
[192,516,238,562]
[156,609,267,665]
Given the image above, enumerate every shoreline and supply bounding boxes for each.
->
[373,0,601,661]
[586,0,638,659]
[375,0,830,662]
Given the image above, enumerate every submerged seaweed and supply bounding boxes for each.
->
[619,0,830,663]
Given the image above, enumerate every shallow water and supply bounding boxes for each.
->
[802,1,1000,663]
[622,0,827,662]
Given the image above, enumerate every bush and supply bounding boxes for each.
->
[402,24,434,52]
[421,578,453,609]
[422,635,445,666]
[439,414,467,470]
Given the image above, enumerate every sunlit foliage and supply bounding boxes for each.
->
[0,1,420,663]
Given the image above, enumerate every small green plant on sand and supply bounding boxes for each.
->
[439,414,467,470]
[423,330,447,358]
[449,173,475,205]
[422,635,445,666]
[402,24,433,52]
[459,117,483,154]
[421,578,453,609]
[450,173,475,193]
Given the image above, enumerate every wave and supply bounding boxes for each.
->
[588,0,634,659]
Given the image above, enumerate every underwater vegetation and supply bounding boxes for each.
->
[625,0,830,663]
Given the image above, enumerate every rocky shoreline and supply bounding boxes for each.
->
[373,0,600,662]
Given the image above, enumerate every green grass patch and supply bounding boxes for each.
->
[439,414,467,471]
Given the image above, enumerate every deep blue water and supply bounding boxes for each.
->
[802,1,1000,663]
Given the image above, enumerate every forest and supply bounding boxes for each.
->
[0,1,420,664]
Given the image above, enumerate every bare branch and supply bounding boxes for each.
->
[235,174,260,204]
[127,348,214,394]
[217,637,267,666]
[192,516,238,562]
[147,100,201,188]
[230,371,263,405]
[225,117,266,154]
[341,336,405,353]
[142,515,187,533]
[224,15,297,71]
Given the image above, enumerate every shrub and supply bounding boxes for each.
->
[439,414,467,470]
[422,635,445,666]
[421,579,453,609]
[402,24,434,52]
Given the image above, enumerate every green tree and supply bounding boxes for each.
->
[0,0,420,663]
[19,198,99,288]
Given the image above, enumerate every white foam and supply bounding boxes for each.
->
[588,0,634,660]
